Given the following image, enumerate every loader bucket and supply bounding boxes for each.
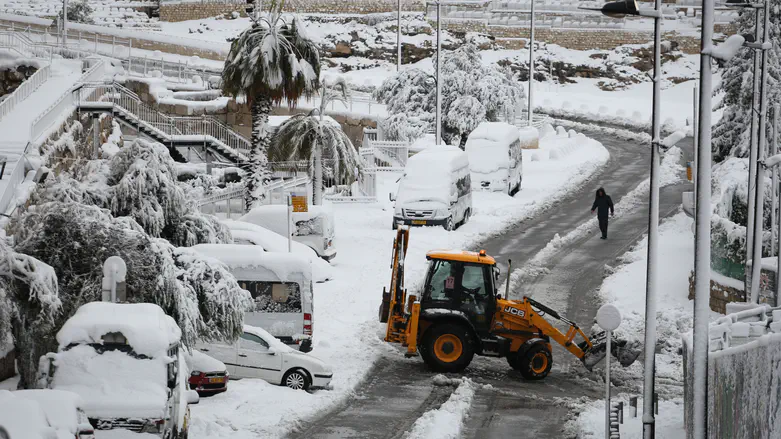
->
[580,333,642,371]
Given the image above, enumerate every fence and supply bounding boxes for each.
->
[361,140,409,170]
[0,63,50,121]
[197,176,313,216]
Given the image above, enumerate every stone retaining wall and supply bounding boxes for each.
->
[688,272,746,314]
[159,1,247,22]
[283,0,426,13]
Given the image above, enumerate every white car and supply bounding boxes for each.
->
[197,325,333,391]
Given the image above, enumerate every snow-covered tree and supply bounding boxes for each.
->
[269,78,363,187]
[33,138,230,247]
[8,202,252,387]
[59,0,93,24]
[221,0,320,210]
[374,43,525,147]
[713,6,781,162]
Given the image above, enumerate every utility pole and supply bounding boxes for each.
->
[750,0,772,304]
[62,0,68,46]
[527,0,535,126]
[692,0,714,435]
[435,1,442,145]
[745,6,763,289]
[772,104,778,257]
[693,84,699,205]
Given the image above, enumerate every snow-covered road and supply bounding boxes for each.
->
[189,129,610,439]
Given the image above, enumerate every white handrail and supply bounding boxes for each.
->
[0,63,50,121]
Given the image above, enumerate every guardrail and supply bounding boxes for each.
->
[0,63,49,121]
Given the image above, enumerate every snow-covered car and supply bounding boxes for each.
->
[0,389,96,439]
[238,205,337,261]
[222,219,333,282]
[184,350,228,396]
[391,145,473,231]
[192,244,315,352]
[196,325,332,391]
[38,302,199,438]
[465,122,524,195]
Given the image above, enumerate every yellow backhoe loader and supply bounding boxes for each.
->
[379,227,640,379]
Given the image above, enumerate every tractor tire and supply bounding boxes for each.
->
[511,343,552,380]
[420,323,475,373]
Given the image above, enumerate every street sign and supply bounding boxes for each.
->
[291,192,308,213]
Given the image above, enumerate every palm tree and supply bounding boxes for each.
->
[221,0,320,210]
[269,78,363,204]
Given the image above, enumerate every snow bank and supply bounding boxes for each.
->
[405,377,476,439]
[56,302,181,357]
[51,345,169,419]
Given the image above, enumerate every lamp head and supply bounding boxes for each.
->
[599,0,640,18]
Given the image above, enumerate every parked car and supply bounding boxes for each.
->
[221,219,333,283]
[0,389,96,439]
[197,325,332,391]
[465,122,524,195]
[238,205,337,261]
[391,145,472,230]
[38,302,199,438]
[184,350,228,396]
[192,244,315,352]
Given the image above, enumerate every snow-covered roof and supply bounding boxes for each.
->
[407,146,469,174]
[13,390,85,435]
[192,244,311,282]
[56,302,181,358]
[185,350,226,374]
[466,122,520,147]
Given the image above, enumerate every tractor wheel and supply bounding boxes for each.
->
[511,343,552,380]
[421,323,474,373]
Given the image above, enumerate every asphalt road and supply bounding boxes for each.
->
[289,129,694,439]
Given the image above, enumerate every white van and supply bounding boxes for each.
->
[391,145,472,231]
[38,302,199,438]
[192,244,315,352]
[239,205,336,261]
[465,122,523,195]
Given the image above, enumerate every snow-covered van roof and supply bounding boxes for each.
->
[466,122,520,147]
[13,390,86,436]
[407,146,469,174]
[192,244,311,282]
[56,302,181,358]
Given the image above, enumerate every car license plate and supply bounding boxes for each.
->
[208,377,225,384]
[412,220,427,225]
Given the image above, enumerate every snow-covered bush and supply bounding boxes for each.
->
[59,0,93,24]
[374,43,524,147]
[8,202,252,387]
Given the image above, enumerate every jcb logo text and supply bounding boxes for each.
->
[503,306,525,318]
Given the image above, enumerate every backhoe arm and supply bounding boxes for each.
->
[523,297,592,361]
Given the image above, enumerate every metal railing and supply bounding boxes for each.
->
[29,60,106,144]
[0,152,29,216]
[75,82,251,162]
[0,63,50,121]
[122,56,221,86]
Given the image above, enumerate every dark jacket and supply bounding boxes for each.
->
[592,187,614,219]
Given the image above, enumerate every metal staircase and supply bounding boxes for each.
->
[76,82,250,165]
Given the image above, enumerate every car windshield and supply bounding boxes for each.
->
[51,344,169,420]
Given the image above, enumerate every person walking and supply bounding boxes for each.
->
[591,187,614,239]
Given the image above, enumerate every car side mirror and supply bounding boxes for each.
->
[268,347,278,356]
[186,390,200,405]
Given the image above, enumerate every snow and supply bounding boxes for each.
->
[466,121,520,147]
[395,146,469,205]
[56,302,181,358]
[465,122,521,175]
[405,377,476,439]
[573,397,686,438]
[710,34,747,62]
[13,389,85,435]
[191,243,311,283]
[51,345,169,420]
[221,219,333,283]
[189,131,610,439]
[184,350,226,374]
[0,390,56,439]
[238,205,335,246]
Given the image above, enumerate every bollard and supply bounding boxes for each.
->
[629,396,638,418]
[618,401,624,424]
[654,392,659,415]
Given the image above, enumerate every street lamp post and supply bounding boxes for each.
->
[397,0,402,71]
[582,1,663,436]
[62,0,68,46]
[745,4,763,281]
[527,0,535,126]
[748,0,773,304]
[435,1,442,145]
